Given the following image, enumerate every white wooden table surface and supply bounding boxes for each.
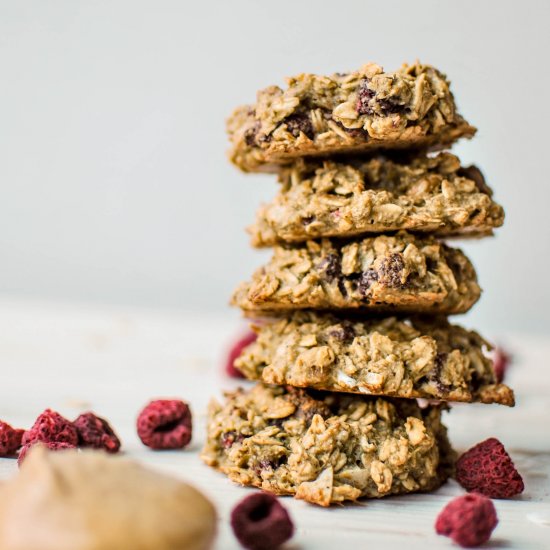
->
[1,297,549,549]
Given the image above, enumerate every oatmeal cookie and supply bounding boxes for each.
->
[228,62,475,172]
[201,383,454,506]
[232,232,480,314]
[250,153,503,246]
[235,312,514,406]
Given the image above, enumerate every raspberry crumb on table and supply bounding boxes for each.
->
[0,420,24,457]
[226,330,257,378]
[492,347,511,383]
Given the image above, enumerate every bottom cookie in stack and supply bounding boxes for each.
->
[201,384,454,506]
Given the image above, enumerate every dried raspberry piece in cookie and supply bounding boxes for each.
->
[283,113,314,140]
[137,399,192,450]
[74,412,121,453]
[436,493,498,548]
[226,330,257,378]
[456,437,524,498]
[0,420,25,457]
[22,409,78,447]
[18,441,77,467]
[230,492,294,550]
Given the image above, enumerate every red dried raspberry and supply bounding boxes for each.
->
[456,438,524,498]
[74,412,121,453]
[492,347,511,383]
[18,440,77,467]
[0,420,24,457]
[137,399,192,450]
[436,493,498,548]
[231,492,294,550]
[226,330,257,378]
[22,409,78,447]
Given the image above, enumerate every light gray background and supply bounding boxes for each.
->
[1,0,548,334]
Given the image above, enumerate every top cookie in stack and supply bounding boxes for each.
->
[228,62,475,173]
[202,61,514,506]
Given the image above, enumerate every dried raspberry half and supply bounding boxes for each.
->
[436,493,498,548]
[0,420,24,457]
[74,412,121,453]
[226,330,257,378]
[18,440,77,467]
[137,399,192,450]
[456,437,524,498]
[230,492,294,550]
[22,409,78,447]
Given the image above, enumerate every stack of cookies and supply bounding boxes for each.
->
[202,61,514,506]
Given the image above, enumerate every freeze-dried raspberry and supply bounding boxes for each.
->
[22,409,78,447]
[18,440,77,467]
[0,421,24,457]
[230,492,294,550]
[456,438,524,498]
[226,330,257,378]
[436,493,498,548]
[137,399,192,450]
[492,347,511,383]
[74,412,121,453]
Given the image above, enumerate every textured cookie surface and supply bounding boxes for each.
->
[250,153,504,246]
[235,313,514,406]
[232,232,480,314]
[0,447,217,550]
[228,62,475,172]
[201,383,454,506]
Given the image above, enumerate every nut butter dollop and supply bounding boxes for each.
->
[0,446,216,550]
